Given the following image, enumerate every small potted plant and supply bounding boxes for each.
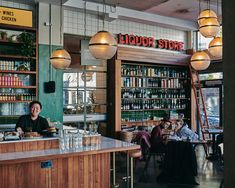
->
[17,32,36,57]
[9,34,18,42]
[0,31,8,41]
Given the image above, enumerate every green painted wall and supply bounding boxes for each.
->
[38,44,63,122]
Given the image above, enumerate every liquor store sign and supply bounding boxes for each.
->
[117,33,184,51]
[0,6,32,27]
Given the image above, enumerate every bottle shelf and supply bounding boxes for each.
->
[0,86,36,89]
[121,74,188,79]
[0,54,36,60]
[0,70,36,74]
[121,87,184,89]
[121,108,185,112]
[0,100,32,103]
[122,97,188,100]
[0,24,38,118]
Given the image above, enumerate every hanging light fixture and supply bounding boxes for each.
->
[49,0,71,69]
[198,0,220,38]
[89,0,117,60]
[208,36,222,58]
[50,49,71,69]
[191,51,211,70]
[198,9,217,26]
[89,31,117,60]
[199,17,220,38]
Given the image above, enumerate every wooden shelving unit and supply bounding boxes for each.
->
[107,46,191,137]
[0,23,38,118]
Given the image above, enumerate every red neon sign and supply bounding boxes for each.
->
[117,33,184,51]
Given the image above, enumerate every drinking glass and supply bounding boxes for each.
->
[59,137,65,150]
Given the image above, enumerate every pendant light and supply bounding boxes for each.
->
[199,17,220,38]
[191,51,211,70]
[50,49,71,69]
[198,9,217,26]
[198,0,220,38]
[208,36,222,58]
[89,0,117,60]
[49,0,71,69]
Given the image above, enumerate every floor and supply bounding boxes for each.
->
[114,146,224,188]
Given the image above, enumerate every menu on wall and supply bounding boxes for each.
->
[0,6,32,27]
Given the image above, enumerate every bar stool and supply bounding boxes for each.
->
[125,149,142,188]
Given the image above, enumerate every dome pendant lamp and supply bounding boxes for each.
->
[49,0,71,69]
[198,0,220,38]
[199,17,220,38]
[198,9,217,26]
[89,30,117,60]
[50,49,71,69]
[190,51,211,71]
[89,0,117,60]
[208,37,222,58]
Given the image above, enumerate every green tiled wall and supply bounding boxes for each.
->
[38,44,63,122]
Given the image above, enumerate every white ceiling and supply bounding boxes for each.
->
[83,0,222,22]
[36,0,222,30]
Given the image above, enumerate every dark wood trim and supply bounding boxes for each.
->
[117,46,190,66]
[0,139,59,153]
[0,23,36,31]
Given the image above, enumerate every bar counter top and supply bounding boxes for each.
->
[0,136,139,164]
[0,136,58,144]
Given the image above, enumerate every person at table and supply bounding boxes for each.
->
[15,101,49,135]
[175,119,198,141]
[150,117,171,153]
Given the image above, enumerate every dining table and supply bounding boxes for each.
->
[206,128,223,160]
[157,140,198,185]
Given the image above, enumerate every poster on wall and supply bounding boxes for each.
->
[0,6,32,27]
[81,40,101,66]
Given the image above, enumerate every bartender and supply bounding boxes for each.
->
[15,101,49,135]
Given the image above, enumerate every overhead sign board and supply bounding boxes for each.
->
[0,6,32,27]
[117,33,184,51]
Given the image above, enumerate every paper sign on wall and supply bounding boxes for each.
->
[0,6,32,27]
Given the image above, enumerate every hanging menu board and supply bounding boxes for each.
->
[0,6,32,27]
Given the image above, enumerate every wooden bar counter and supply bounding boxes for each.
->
[0,137,139,188]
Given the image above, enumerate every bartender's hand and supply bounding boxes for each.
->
[16,127,24,136]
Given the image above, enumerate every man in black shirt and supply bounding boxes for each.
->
[16,101,49,134]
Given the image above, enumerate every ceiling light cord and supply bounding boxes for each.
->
[49,3,52,81]
[199,0,201,15]
[103,0,105,30]
[84,0,87,37]
[97,6,99,31]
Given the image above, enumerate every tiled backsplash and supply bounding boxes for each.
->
[0,0,32,10]
[64,9,188,49]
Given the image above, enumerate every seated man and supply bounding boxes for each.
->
[175,120,198,141]
[150,117,171,153]
[15,101,49,135]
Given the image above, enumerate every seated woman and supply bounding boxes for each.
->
[150,118,171,153]
[133,130,151,160]
[175,120,198,141]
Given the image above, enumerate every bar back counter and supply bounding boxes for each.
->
[0,137,139,188]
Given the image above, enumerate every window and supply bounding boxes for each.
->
[199,72,223,81]
[63,64,107,122]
